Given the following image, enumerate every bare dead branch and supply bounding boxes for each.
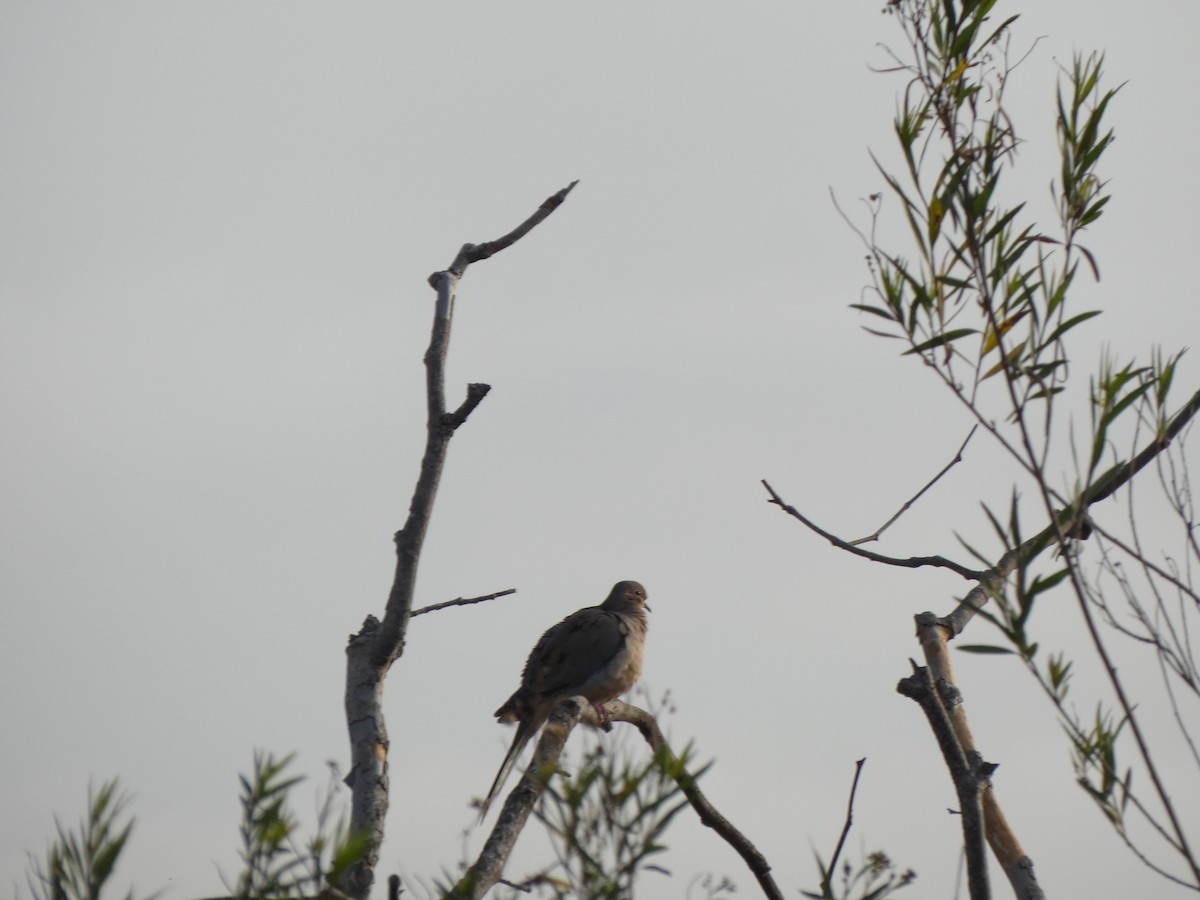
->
[913,617,1044,900]
[603,701,785,900]
[339,183,577,900]
[851,425,978,545]
[444,382,492,432]
[455,699,784,900]
[769,384,1200,636]
[897,663,992,900]
[761,479,986,580]
[409,589,517,619]
[442,180,579,279]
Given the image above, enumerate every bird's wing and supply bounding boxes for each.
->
[523,607,628,699]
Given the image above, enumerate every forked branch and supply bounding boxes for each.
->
[338,182,578,899]
[455,700,784,900]
[897,663,993,900]
[761,479,985,580]
[851,426,978,545]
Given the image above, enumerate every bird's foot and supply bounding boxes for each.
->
[590,702,614,732]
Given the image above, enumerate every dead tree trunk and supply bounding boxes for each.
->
[337,182,577,899]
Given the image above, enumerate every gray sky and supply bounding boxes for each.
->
[3,2,1199,898]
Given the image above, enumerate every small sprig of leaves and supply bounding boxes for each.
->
[226,751,367,900]
[803,850,916,900]
[25,780,151,900]
[532,738,699,899]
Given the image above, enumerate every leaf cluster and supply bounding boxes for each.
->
[531,739,701,899]
[857,1,1131,450]
[25,780,147,900]
[228,751,367,900]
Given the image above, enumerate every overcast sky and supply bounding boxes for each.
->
[3,2,1199,898]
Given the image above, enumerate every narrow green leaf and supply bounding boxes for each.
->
[904,328,978,355]
[1030,568,1070,598]
[957,644,1016,655]
[849,303,899,321]
[1042,310,1101,348]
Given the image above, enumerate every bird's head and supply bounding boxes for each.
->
[605,580,649,613]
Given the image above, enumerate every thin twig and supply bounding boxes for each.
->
[409,589,517,619]
[851,425,978,544]
[1088,520,1200,606]
[762,479,986,581]
[822,758,867,897]
[496,877,537,894]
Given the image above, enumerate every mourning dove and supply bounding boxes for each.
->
[479,580,649,818]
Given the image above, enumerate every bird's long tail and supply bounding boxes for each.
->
[479,721,535,821]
